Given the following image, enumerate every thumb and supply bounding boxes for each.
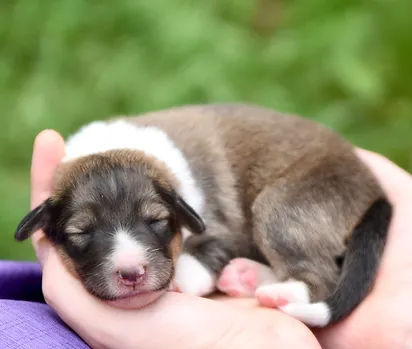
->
[30,129,65,208]
[30,129,65,264]
[355,148,412,202]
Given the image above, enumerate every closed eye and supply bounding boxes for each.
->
[148,218,169,230]
[67,232,91,248]
[66,226,84,234]
[65,225,92,248]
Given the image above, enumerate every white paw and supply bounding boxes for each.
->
[279,302,331,327]
[174,254,216,296]
[255,281,311,307]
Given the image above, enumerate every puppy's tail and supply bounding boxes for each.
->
[280,197,392,327]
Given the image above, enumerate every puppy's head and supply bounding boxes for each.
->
[15,150,205,307]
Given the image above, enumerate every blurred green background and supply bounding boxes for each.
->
[0,0,411,260]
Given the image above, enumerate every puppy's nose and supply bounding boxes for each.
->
[117,265,146,286]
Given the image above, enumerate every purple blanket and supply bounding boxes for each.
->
[0,261,89,348]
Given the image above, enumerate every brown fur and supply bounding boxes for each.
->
[169,233,183,264]
[117,103,384,300]
[53,149,179,200]
[15,103,388,314]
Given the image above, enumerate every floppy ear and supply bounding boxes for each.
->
[15,199,52,241]
[155,183,205,234]
[175,195,206,235]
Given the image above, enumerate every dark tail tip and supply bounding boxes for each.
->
[326,196,392,324]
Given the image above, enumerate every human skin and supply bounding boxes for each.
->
[29,130,412,349]
[315,148,412,349]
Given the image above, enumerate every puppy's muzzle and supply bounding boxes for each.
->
[117,265,147,287]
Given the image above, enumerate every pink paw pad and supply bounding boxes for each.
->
[217,258,261,297]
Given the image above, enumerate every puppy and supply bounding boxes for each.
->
[15,104,392,327]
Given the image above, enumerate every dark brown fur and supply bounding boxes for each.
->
[15,104,390,325]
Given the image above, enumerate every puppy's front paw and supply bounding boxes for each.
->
[174,254,216,296]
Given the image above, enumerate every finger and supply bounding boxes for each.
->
[209,293,259,309]
[30,130,65,258]
[355,148,412,202]
[31,129,65,208]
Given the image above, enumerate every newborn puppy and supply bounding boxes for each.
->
[15,104,392,327]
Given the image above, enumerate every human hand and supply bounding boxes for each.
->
[316,149,412,349]
[29,130,321,349]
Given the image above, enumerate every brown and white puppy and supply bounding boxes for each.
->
[15,104,392,327]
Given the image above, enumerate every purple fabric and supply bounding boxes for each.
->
[0,261,90,348]
[0,261,43,301]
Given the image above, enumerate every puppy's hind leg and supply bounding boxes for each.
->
[251,180,345,326]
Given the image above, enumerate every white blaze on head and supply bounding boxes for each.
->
[111,229,149,271]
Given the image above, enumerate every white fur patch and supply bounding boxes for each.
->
[174,254,216,296]
[63,120,205,233]
[256,280,331,327]
[256,280,311,304]
[279,301,331,327]
[110,229,149,270]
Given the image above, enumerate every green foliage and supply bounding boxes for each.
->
[0,0,410,260]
